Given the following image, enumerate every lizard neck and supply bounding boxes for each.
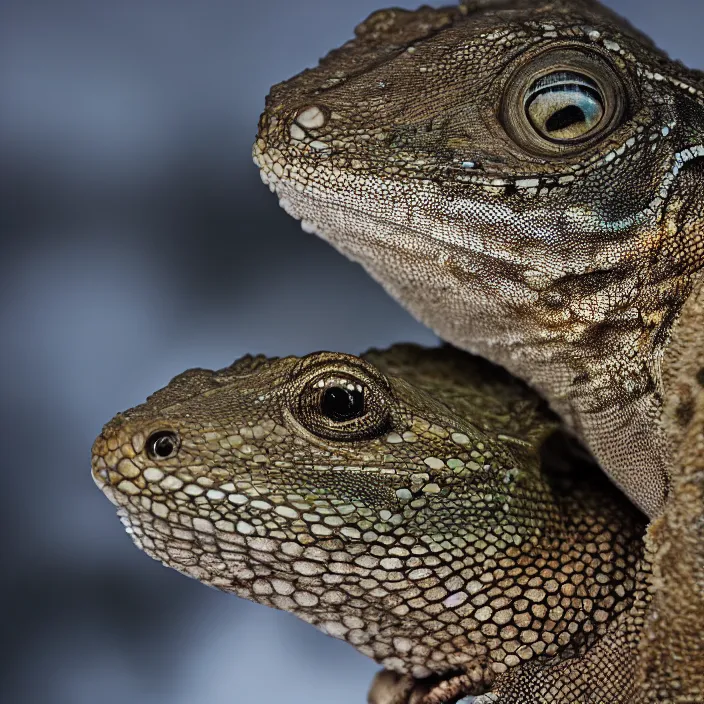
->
[639,272,704,695]
[661,250,704,452]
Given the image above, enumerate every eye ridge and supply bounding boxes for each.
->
[320,385,366,422]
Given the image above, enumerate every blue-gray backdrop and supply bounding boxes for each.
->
[1,1,701,703]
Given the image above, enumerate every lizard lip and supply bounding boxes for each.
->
[90,448,117,496]
[90,447,124,509]
[93,466,109,485]
[94,476,122,508]
[91,454,110,488]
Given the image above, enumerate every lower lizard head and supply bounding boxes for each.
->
[93,345,643,689]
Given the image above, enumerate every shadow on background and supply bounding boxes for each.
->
[1,1,702,703]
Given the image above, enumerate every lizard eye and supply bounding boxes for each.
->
[501,47,626,157]
[525,72,604,141]
[320,385,366,421]
[146,430,180,460]
[293,363,393,441]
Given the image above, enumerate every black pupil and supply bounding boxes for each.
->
[546,104,585,133]
[150,432,175,458]
[320,386,365,422]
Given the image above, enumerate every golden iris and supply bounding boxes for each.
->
[525,71,605,142]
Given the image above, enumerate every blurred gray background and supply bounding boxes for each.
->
[1,1,701,703]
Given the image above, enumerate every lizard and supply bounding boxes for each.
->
[252,4,704,695]
[253,0,704,522]
[92,344,651,704]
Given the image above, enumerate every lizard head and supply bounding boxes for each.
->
[92,345,642,690]
[253,0,704,517]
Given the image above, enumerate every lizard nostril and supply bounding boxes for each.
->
[295,105,327,130]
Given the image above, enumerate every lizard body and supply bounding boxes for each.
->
[635,285,704,701]
[93,345,648,703]
[253,0,704,520]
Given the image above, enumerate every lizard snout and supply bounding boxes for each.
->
[90,421,146,494]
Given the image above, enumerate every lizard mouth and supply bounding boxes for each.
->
[91,447,130,509]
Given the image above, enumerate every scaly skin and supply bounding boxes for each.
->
[93,345,648,703]
[634,287,704,701]
[253,0,704,519]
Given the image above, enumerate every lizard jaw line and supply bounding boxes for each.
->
[259,162,644,280]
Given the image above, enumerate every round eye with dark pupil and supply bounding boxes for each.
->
[320,386,365,422]
[146,430,179,459]
[525,71,604,141]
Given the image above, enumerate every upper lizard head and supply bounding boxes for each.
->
[92,345,643,687]
[253,0,704,517]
